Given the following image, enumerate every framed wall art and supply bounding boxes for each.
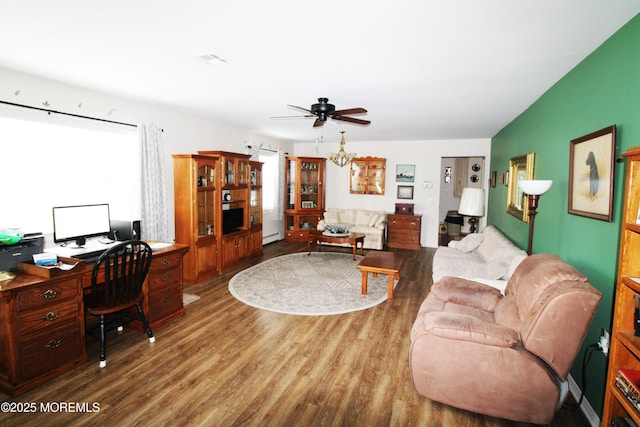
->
[568,125,616,222]
[396,164,415,182]
[397,185,414,199]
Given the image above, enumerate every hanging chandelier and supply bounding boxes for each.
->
[328,131,357,167]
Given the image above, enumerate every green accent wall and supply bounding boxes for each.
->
[489,13,640,417]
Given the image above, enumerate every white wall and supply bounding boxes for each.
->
[0,66,293,243]
[0,66,491,248]
[293,138,491,247]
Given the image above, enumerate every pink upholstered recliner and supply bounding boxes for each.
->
[409,253,602,425]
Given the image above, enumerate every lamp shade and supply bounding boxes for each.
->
[519,180,553,195]
[458,188,485,217]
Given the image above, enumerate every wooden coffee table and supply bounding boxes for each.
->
[357,251,403,299]
[307,230,365,260]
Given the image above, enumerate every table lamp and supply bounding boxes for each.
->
[458,188,485,233]
[518,180,553,255]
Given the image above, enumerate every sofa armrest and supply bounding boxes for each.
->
[317,219,326,230]
[423,311,519,347]
[430,276,503,312]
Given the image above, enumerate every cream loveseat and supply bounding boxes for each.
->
[432,225,527,293]
[317,208,387,250]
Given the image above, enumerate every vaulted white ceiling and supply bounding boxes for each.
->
[1,1,638,143]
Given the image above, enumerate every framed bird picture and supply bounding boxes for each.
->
[568,125,616,222]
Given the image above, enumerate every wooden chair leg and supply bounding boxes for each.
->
[99,314,107,368]
[136,303,155,343]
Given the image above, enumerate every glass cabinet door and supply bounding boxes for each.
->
[237,159,248,185]
[196,161,216,237]
[287,158,296,209]
[300,160,320,209]
[366,159,385,194]
[350,160,367,194]
[224,159,235,185]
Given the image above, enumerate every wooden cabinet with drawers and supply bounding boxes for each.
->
[0,272,87,397]
[0,244,188,396]
[386,213,422,250]
[85,244,189,332]
[143,246,188,328]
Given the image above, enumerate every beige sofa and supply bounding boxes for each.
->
[410,253,602,424]
[317,208,387,250]
[432,225,528,293]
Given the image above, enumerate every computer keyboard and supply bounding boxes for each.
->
[72,250,105,263]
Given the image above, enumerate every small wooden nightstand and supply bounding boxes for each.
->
[386,213,422,250]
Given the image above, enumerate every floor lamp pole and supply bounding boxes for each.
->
[526,194,540,256]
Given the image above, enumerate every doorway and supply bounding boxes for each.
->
[438,157,485,246]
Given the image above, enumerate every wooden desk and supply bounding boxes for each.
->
[0,244,187,397]
[357,251,403,299]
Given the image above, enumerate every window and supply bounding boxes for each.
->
[0,109,139,235]
[259,151,277,211]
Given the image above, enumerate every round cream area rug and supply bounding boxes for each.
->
[228,252,397,315]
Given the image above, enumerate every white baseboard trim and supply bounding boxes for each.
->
[263,232,282,245]
[568,374,599,427]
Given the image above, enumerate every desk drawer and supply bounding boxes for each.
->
[151,253,183,272]
[148,282,182,323]
[148,267,181,291]
[17,298,79,336]
[20,322,83,380]
[16,279,79,312]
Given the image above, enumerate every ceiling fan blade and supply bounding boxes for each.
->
[332,115,371,126]
[313,118,325,127]
[287,104,313,114]
[333,107,367,116]
[270,114,314,119]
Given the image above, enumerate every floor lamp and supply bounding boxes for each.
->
[518,180,553,255]
[458,188,485,233]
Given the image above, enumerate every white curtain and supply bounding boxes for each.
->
[271,148,285,221]
[139,124,169,242]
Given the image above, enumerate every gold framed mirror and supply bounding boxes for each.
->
[506,153,534,223]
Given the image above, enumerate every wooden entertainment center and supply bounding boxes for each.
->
[173,151,263,284]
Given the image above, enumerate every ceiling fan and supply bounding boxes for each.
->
[274,97,371,127]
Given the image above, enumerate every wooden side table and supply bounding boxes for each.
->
[386,213,422,250]
[357,251,403,299]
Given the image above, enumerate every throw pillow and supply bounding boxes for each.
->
[374,214,386,228]
[368,213,380,227]
[448,233,484,253]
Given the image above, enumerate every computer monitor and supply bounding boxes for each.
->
[52,204,111,248]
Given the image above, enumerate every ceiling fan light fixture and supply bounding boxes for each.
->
[328,131,356,167]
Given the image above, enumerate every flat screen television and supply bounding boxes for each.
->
[52,203,111,247]
[222,208,244,235]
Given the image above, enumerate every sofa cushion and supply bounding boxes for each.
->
[448,233,484,252]
[355,209,377,226]
[324,210,340,224]
[433,248,511,281]
[507,253,588,317]
[339,209,356,225]
[422,312,519,347]
[476,225,527,262]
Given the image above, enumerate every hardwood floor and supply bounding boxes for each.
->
[0,241,590,426]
